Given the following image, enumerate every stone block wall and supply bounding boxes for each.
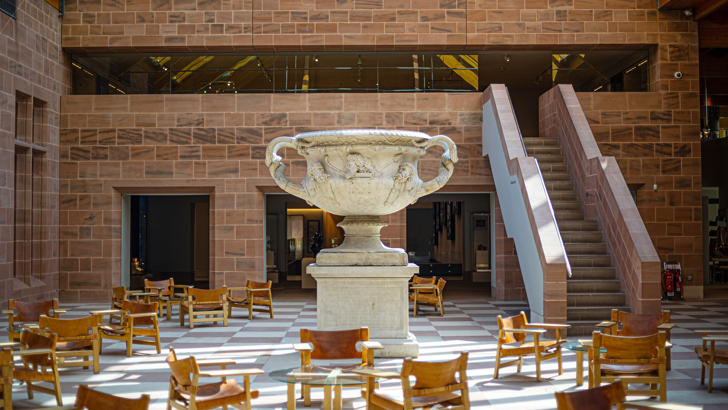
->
[576,91,703,297]
[58,93,504,301]
[0,1,68,307]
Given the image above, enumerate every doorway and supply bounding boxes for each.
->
[124,194,210,290]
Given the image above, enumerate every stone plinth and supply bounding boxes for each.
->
[308,263,420,358]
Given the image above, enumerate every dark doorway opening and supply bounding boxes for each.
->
[129,195,210,289]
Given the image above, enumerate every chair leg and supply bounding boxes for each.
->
[126,336,133,357]
[494,353,501,379]
[666,349,672,371]
[557,348,563,375]
[248,303,253,321]
[709,361,714,393]
[166,302,172,321]
[167,382,175,410]
[517,355,523,373]
[303,385,311,406]
[94,342,100,373]
[26,380,33,399]
[53,366,62,406]
[701,362,706,385]
[659,365,667,402]
[269,303,274,319]
[535,351,542,382]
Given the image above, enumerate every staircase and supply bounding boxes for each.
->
[522,137,629,335]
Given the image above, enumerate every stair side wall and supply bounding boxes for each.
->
[540,85,662,314]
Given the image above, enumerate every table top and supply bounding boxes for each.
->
[268,366,369,386]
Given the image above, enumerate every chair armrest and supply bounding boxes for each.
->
[174,293,191,298]
[362,341,385,350]
[621,401,703,410]
[657,323,676,330]
[248,288,269,293]
[1,310,14,315]
[410,284,436,289]
[350,368,402,379]
[90,309,123,315]
[196,360,237,368]
[595,321,617,329]
[227,287,250,291]
[14,348,52,356]
[127,312,158,318]
[293,343,312,352]
[525,323,571,329]
[501,328,547,334]
[126,290,143,293]
[174,285,193,289]
[704,336,728,342]
[198,369,265,378]
[694,329,728,336]
[0,342,24,350]
[53,309,67,314]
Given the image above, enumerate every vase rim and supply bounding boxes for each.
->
[294,129,432,141]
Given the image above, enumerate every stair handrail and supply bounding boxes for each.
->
[506,88,572,279]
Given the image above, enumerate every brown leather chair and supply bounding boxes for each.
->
[0,348,13,410]
[2,299,65,342]
[409,275,436,301]
[179,287,228,329]
[494,311,570,382]
[693,329,728,392]
[293,327,383,409]
[110,285,142,324]
[165,346,262,410]
[73,384,151,410]
[227,280,274,320]
[360,351,470,410]
[554,379,699,410]
[96,300,161,357]
[10,330,63,406]
[39,315,101,374]
[144,278,192,320]
[597,309,675,370]
[413,278,446,316]
[592,331,667,402]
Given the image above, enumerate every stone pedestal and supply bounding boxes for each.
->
[308,263,420,358]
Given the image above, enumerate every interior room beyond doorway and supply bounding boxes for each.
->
[125,194,210,290]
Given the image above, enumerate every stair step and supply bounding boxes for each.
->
[557,220,599,231]
[565,243,608,255]
[527,146,562,155]
[570,267,617,280]
[567,306,631,322]
[552,201,582,211]
[561,231,604,243]
[545,180,574,191]
[567,280,622,293]
[554,210,585,220]
[522,137,559,146]
[538,163,568,173]
[568,254,613,267]
[534,153,566,164]
[542,173,572,182]
[548,191,578,201]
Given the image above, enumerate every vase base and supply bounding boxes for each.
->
[315,248,408,266]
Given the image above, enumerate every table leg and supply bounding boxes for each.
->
[334,385,342,410]
[287,383,296,410]
[323,386,332,410]
[576,350,584,386]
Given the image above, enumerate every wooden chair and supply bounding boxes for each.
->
[1,348,13,410]
[95,300,161,357]
[356,351,470,410]
[294,327,383,408]
[110,285,142,324]
[592,331,667,402]
[597,309,675,370]
[409,276,436,301]
[413,278,446,316]
[10,330,63,406]
[39,315,100,374]
[166,346,263,410]
[70,384,151,410]
[227,280,274,320]
[179,287,228,329]
[693,329,728,392]
[555,379,700,410]
[144,278,191,320]
[494,311,570,382]
[2,299,65,342]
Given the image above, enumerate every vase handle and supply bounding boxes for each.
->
[265,137,310,200]
[414,135,458,200]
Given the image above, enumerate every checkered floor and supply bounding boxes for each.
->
[3,283,728,409]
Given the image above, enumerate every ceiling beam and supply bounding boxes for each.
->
[696,0,728,20]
